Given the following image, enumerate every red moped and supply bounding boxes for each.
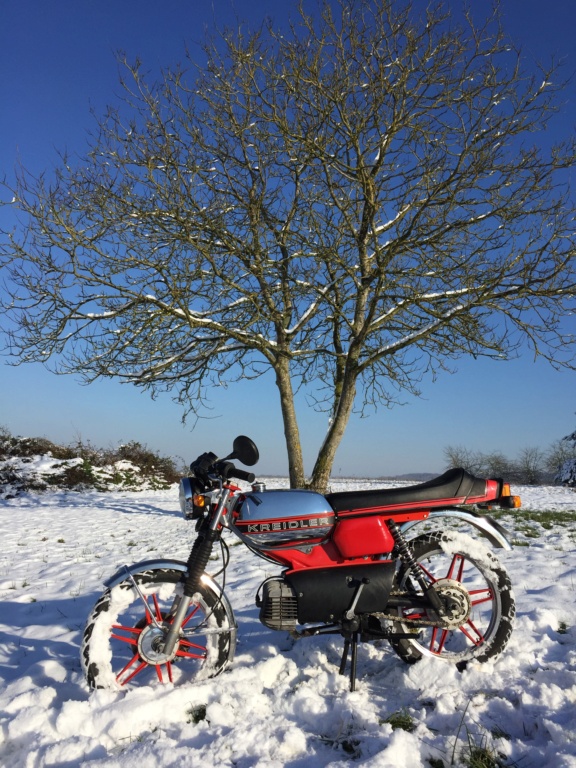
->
[82,436,519,691]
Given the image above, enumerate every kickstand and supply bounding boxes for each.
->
[338,631,359,692]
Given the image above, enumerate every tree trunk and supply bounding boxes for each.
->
[308,371,358,493]
[274,356,306,488]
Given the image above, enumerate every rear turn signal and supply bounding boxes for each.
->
[498,483,521,509]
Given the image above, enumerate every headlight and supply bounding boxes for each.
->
[179,477,194,518]
[179,477,207,519]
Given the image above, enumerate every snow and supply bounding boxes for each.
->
[557,459,576,486]
[1,481,575,766]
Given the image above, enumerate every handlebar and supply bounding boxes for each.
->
[229,466,256,484]
[215,460,255,484]
[190,443,258,487]
[190,457,256,487]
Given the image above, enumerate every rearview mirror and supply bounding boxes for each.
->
[229,435,259,466]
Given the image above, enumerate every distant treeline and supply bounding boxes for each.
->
[444,440,576,485]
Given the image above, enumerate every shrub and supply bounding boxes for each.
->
[0,426,181,494]
[115,441,180,484]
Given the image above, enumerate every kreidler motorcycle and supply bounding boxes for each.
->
[81,436,520,691]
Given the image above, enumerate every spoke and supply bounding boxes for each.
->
[117,652,140,680]
[446,554,465,582]
[430,627,449,654]
[121,660,149,685]
[403,611,427,621]
[166,662,173,683]
[456,557,465,582]
[156,665,164,683]
[111,632,138,646]
[111,624,142,645]
[180,604,201,628]
[459,618,485,646]
[116,652,148,685]
[417,563,436,583]
[469,588,493,606]
[176,649,207,660]
[179,638,207,652]
[152,593,163,622]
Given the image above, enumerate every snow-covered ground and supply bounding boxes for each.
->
[1,480,575,767]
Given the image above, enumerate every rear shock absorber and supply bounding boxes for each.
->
[387,520,444,613]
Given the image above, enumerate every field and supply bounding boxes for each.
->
[1,480,575,767]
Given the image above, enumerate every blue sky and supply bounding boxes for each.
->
[1,0,575,477]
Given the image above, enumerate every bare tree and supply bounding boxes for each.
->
[546,440,567,473]
[1,0,575,491]
[516,446,545,484]
[483,451,515,480]
[443,445,485,475]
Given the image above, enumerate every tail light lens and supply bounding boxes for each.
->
[498,482,521,509]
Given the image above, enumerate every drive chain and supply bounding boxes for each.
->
[374,591,461,630]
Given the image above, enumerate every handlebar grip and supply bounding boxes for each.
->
[206,460,256,484]
[230,467,256,484]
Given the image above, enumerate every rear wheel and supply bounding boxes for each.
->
[81,568,236,689]
[389,531,514,666]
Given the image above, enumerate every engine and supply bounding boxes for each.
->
[257,577,299,631]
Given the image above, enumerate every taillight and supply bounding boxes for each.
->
[498,483,521,509]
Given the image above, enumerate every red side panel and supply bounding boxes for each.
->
[332,516,395,558]
[471,478,500,503]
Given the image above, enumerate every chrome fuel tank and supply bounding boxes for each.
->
[233,489,335,548]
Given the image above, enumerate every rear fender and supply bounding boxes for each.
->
[103,558,236,627]
[399,508,512,550]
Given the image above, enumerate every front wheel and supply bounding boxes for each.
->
[81,568,236,689]
[389,531,515,666]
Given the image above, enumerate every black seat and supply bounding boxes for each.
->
[325,468,487,513]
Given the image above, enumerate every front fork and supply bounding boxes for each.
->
[161,487,231,657]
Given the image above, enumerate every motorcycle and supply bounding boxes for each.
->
[81,436,520,692]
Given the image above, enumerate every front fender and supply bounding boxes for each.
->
[103,558,236,626]
[399,508,512,550]
[104,558,189,588]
